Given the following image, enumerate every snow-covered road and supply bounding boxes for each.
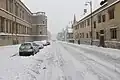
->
[0,41,120,80]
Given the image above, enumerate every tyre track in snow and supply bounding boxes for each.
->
[52,42,84,80]
[60,43,120,80]
[48,42,67,80]
[66,43,120,73]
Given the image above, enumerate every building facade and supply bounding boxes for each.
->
[66,28,74,43]
[73,0,120,49]
[0,0,48,46]
[32,12,48,41]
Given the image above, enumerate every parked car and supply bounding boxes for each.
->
[46,41,50,45]
[19,42,39,56]
[33,41,44,49]
[41,40,48,46]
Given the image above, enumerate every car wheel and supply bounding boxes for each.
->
[32,51,35,56]
[38,49,39,52]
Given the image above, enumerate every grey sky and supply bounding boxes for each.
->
[22,0,101,34]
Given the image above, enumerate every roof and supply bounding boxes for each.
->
[19,0,32,14]
[75,0,120,26]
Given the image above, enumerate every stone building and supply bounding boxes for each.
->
[32,12,48,41]
[66,28,74,43]
[0,0,48,46]
[73,0,120,49]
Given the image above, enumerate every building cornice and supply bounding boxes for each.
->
[0,8,32,27]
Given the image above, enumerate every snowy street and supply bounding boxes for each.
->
[0,41,120,80]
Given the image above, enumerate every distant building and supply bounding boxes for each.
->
[32,12,48,41]
[66,28,74,43]
[73,0,120,49]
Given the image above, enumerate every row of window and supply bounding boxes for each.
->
[78,28,117,39]
[0,17,31,35]
[75,8,115,29]
[79,32,91,38]
[6,0,31,23]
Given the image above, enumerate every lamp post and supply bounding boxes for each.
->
[85,1,93,45]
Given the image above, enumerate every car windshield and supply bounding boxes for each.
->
[20,43,31,49]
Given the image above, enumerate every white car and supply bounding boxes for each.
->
[33,41,44,49]
[41,40,48,46]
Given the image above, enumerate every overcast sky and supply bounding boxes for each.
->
[22,0,102,34]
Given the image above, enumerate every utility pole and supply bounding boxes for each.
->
[85,1,93,45]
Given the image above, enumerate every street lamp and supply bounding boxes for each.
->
[85,1,93,45]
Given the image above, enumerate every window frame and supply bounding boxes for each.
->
[94,21,96,28]
[110,28,117,39]
[98,14,101,23]
[102,14,106,22]
[108,8,115,20]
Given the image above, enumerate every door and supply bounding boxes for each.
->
[78,40,80,44]
[100,36,105,47]
[99,30,105,47]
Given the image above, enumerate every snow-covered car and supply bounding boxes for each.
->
[33,41,44,49]
[41,40,48,46]
[19,42,39,56]
[46,41,50,45]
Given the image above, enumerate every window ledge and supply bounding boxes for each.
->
[111,39,117,41]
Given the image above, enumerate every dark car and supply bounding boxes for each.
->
[19,42,39,56]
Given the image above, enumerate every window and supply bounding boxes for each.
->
[98,14,101,23]
[86,33,88,38]
[6,0,8,11]
[102,15,106,22]
[110,28,117,39]
[15,4,18,16]
[9,0,13,13]
[9,21,12,33]
[100,30,104,34]
[89,31,92,38]
[22,11,24,19]
[108,8,115,19]
[20,9,22,18]
[16,23,18,34]
[79,33,81,38]
[6,20,8,33]
[87,19,90,26]
[84,21,86,27]
[96,32,99,39]
[1,17,5,32]
[12,22,15,33]
[94,21,96,28]
[43,21,45,24]
[40,31,42,34]
[82,33,84,38]
[82,22,84,28]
